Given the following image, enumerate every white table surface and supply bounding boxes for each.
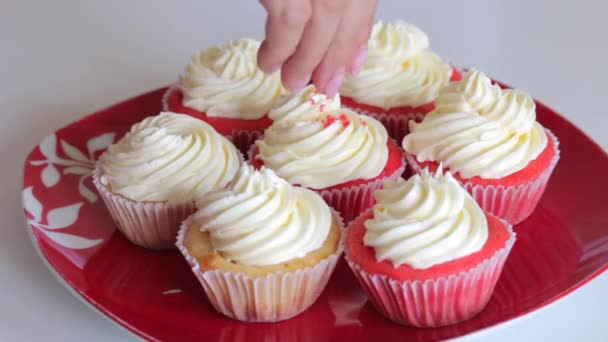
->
[2,0,607,341]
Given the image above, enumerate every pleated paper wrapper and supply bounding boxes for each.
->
[92,166,196,250]
[345,222,516,327]
[176,212,346,322]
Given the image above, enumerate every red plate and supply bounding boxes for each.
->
[21,87,608,341]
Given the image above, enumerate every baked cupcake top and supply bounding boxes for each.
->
[364,169,488,269]
[191,164,332,266]
[99,112,241,202]
[340,21,453,109]
[255,85,389,189]
[402,70,548,179]
[180,38,286,119]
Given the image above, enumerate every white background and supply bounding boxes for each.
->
[1,0,607,341]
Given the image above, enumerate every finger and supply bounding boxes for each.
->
[280,0,347,92]
[347,45,367,75]
[321,66,346,97]
[257,0,312,73]
[346,11,375,74]
[313,0,378,95]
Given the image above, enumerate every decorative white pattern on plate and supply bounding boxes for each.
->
[29,132,115,203]
[23,131,117,254]
[22,186,103,249]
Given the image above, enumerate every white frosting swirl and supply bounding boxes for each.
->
[366,21,430,63]
[340,21,453,109]
[433,69,536,134]
[192,165,332,266]
[180,38,285,119]
[364,169,488,269]
[257,86,389,189]
[99,112,241,202]
[269,85,341,124]
[403,70,548,179]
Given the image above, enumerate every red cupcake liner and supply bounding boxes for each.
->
[248,143,407,223]
[92,166,196,250]
[162,84,266,156]
[345,221,516,327]
[175,211,345,322]
[229,129,263,159]
[406,129,560,225]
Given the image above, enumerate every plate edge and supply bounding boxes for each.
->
[22,217,153,341]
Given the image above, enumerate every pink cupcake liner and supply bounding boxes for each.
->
[345,222,516,327]
[406,129,560,225]
[92,166,196,250]
[248,143,407,223]
[176,211,345,322]
[343,105,426,142]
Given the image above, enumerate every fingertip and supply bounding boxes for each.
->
[319,67,345,96]
[257,42,282,74]
[262,63,282,74]
[282,71,311,93]
[346,46,367,75]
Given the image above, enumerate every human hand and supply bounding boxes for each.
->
[257,0,378,96]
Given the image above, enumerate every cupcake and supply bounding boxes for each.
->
[176,164,344,322]
[162,38,286,154]
[402,70,560,224]
[250,85,406,223]
[92,112,242,249]
[345,169,516,327]
[340,21,461,142]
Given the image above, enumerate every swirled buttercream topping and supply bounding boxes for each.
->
[257,85,389,189]
[100,112,241,202]
[180,38,285,119]
[192,165,332,266]
[364,169,488,268]
[340,21,453,109]
[403,70,548,179]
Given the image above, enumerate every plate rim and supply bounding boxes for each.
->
[22,219,149,340]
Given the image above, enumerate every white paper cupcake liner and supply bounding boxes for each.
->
[176,211,346,322]
[92,166,196,250]
[345,220,516,327]
[406,129,560,225]
[248,142,407,223]
[343,105,426,143]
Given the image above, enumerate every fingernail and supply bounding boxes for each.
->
[259,62,281,74]
[287,74,311,93]
[323,67,346,96]
[266,63,281,74]
[347,47,367,75]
